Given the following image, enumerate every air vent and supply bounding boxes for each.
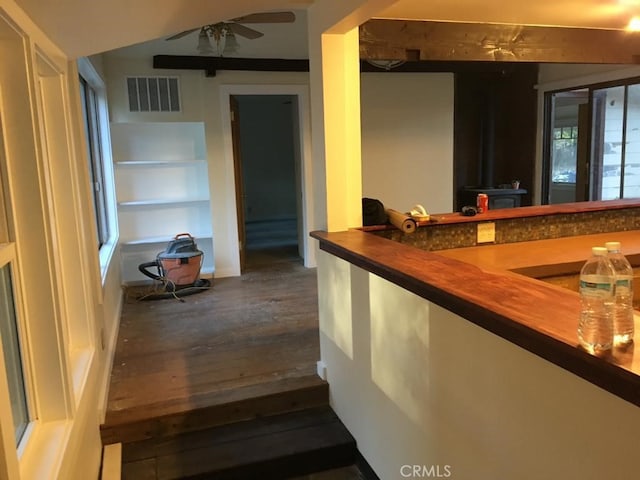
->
[126,76,180,112]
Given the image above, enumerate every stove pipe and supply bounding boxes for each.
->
[479,90,495,189]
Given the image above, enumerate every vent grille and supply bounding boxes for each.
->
[126,76,180,112]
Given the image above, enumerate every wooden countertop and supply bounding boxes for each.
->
[311,229,640,408]
[436,230,640,275]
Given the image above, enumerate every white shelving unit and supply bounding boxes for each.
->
[110,122,214,284]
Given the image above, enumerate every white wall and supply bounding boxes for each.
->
[103,56,312,275]
[0,1,122,478]
[103,55,458,273]
[361,72,454,214]
[97,248,123,418]
[317,250,640,480]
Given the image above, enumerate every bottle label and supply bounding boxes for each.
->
[580,279,613,297]
[616,278,631,288]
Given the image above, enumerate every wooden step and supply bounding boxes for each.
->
[120,406,357,480]
[101,375,329,445]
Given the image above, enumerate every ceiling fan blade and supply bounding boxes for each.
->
[166,28,200,41]
[227,23,264,40]
[230,11,296,24]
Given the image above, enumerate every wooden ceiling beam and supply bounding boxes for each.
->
[359,19,640,64]
[153,55,309,77]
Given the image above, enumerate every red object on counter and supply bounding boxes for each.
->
[477,193,489,213]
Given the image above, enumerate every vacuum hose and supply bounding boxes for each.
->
[138,261,162,281]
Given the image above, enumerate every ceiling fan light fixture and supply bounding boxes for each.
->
[167,10,296,55]
[197,29,215,54]
[223,31,239,55]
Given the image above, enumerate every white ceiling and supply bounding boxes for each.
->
[380,0,640,30]
[13,0,314,58]
[106,9,310,60]
[13,0,640,59]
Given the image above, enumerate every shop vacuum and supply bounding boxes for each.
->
[137,233,210,301]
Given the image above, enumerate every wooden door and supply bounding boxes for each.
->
[230,96,246,270]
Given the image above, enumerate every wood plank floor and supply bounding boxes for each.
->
[101,246,327,445]
[120,406,359,480]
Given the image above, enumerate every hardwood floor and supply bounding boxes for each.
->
[101,245,326,444]
[100,245,377,479]
[120,406,359,480]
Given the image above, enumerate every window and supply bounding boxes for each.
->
[591,85,626,200]
[77,57,117,277]
[79,75,109,247]
[543,78,640,202]
[0,256,29,445]
[0,101,30,448]
[592,83,640,200]
[552,126,579,183]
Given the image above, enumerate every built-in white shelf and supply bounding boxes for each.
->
[120,234,213,246]
[110,121,214,284]
[117,198,209,207]
[115,160,206,167]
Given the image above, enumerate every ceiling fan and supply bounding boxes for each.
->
[166,11,296,55]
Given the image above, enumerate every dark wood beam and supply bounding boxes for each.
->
[360,60,533,73]
[360,19,640,64]
[153,55,310,77]
[153,54,533,77]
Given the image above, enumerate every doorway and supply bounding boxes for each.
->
[544,89,589,204]
[231,94,303,271]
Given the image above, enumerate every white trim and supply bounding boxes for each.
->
[77,57,119,285]
[219,84,316,269]
[18,419,71,480]
[0,242,16,266]
[0,81,22,480]
[97,280,122,423]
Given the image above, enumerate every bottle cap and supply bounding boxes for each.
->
[604,241,621,252]
[592,246,608,256]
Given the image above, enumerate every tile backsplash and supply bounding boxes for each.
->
[373,207,640,251]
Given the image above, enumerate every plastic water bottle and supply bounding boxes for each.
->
[605,241,635,346]
[578,246,615,355]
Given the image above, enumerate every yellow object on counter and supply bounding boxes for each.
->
[409,204,430,222]
[386,208,417,234]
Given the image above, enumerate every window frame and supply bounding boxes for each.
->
[79,76,109,248]
[0,245,30,447]
[77,58,118,281]
[0,80,37,477]
[542,75,640,203]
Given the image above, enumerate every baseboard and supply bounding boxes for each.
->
[214,266,241,278]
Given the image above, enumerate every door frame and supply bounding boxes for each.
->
[229,96,246,270]
[219,84,315,271]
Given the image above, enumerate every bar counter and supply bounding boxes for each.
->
[311,228,640,407]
